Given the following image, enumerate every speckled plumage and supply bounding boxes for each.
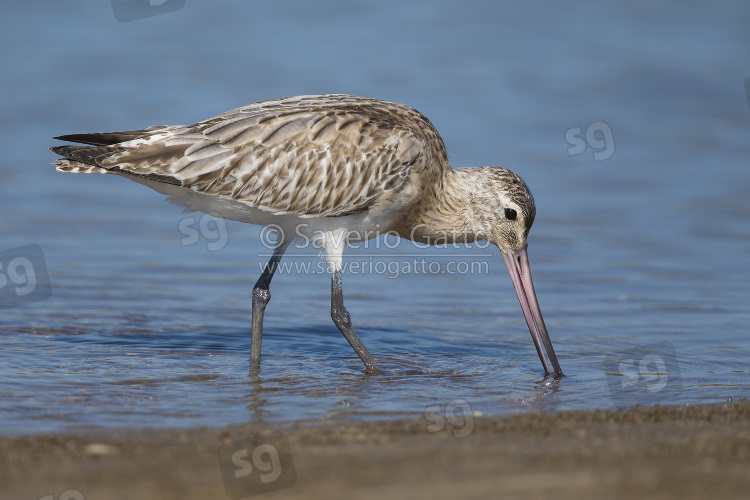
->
[53,95,446,218]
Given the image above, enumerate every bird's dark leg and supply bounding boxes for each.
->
[330,267,383,374]
[250,239,290,374]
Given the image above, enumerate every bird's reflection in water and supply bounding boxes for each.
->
[244,372,271,424]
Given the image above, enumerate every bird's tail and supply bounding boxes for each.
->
[50,125,175,175]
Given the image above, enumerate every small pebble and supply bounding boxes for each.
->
[84,443,119,457]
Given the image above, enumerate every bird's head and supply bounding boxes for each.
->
[468,167,535,252]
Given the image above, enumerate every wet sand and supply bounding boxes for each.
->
[2,400,749,499]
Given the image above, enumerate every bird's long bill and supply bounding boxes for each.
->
[502,246,563,377]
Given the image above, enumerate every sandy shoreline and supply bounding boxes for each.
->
[2,400,749,499]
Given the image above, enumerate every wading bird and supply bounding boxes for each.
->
[51,94,563,377]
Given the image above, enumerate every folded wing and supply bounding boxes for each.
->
[52,95,429,217]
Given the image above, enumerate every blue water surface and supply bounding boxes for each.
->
[0,1,748,434]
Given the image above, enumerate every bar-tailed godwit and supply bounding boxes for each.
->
[51,94,563,377]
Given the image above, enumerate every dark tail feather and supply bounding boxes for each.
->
[53,126,170,146]
[50,145,93,156]
[49,144,124,167]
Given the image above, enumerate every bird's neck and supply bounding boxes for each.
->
[396,168,483,245]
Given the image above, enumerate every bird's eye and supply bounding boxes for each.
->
[504,208,517,220]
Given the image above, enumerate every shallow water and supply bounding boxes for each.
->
[0,1,749,434]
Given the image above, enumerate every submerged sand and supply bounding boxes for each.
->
[1,400,749,499]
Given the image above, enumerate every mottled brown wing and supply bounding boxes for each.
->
[57,95,429,217]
